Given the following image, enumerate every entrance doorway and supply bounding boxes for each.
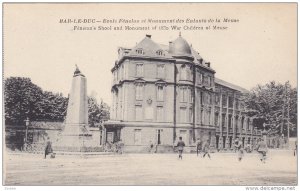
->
[106,132,114,143]
[216,135,219,149]
[223,136,226,148]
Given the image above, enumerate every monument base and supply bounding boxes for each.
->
[53,132,102,152]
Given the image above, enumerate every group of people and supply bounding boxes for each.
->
[176,137,211,160]
[104,140,124,154]
[234,138,268,163]
[175,136,269,163]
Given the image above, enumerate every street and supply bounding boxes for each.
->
[4,150,297,186]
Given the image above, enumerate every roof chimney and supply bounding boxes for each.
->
[146,34,151,38]
[206,62,210,67]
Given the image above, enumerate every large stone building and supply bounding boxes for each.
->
[104,34,262,152]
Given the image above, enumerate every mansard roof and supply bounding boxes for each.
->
[215,78,249,93]
[127,35,172,59]
[116,34,215,73]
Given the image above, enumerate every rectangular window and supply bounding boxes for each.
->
[215,94,220,105]
[135,105,143,121]
[215,113,219,126]
[136,63,143,77]
[200,109,203,124]
[189,107,193,123]
[207,93,212,105]
[228,115,232,130]
[157,65,165,79]
[222,114,226,127]
[204,76,208,85]
[180,66,187,80]
[208,110,211,125]
[135,85,143,100]
[180,88,187,102]
[235,99,239,109]
[222,95,227,107]
[157,106,164,122]
[188,88,192,103]
[229,96,234,108]
[207,76,211,87]
[180,107,187,123]
[134,129,142,145]
[200,91,203,105]
[199,73,203,84]
[157,86,164,101]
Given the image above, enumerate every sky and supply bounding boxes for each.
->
[3,3,297,106]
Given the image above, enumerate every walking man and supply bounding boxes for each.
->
[202,140,211,159]
[234,138,244,161]
[44,137,53,159]
[149,140,154,153]
[176,137,185,160]
[256,138,268,163]
[196,138,203,157]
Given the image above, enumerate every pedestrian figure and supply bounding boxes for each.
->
[149,140,154,153]
[196,138,203,157]
[44,137,53,159]
[118,139,124,154]
[256,138,268,163]
[202,140,211,159]
[176,137,185,160]
[294,141,297,156]
[234,138,244,161]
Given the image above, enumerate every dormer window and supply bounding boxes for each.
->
[156,50,163,56]
[136,49,144,55]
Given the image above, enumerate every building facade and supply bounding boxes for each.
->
[104,34,262,152]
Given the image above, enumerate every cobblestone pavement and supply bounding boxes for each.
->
[3,150,297,186]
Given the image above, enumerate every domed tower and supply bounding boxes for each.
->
[169,33,194,61]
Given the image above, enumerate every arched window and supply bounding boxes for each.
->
[156,50,163,56]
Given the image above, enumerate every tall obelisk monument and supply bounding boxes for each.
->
[64,65,89,136]
[56,65,91,151]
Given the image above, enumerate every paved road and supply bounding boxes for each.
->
[4,150,297,186]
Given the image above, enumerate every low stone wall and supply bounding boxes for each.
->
[5,122,103,152]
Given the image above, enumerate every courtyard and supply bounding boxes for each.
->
[3,150,297,186]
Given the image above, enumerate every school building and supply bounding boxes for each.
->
[104,34,262,152]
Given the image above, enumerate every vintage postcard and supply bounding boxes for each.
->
[2,2,297,189]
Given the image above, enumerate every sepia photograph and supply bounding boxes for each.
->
[2,2,298,189]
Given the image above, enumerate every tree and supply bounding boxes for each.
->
[36,91,68,121]
[4,77,68,125]
[242,81,297,136]
[88,96,110,127]
[4,77,44,125]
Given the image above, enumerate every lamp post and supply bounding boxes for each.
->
[262,122,268,145]
[25,117,30,143]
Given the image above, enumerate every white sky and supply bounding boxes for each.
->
[3,3,297,106]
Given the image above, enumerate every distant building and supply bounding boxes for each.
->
[104,34,261,152]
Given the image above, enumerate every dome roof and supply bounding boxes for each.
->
[169,34,192,55]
